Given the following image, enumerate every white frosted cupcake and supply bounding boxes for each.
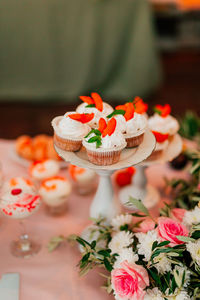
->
[0,187,40,219]
[83,118,126,166]
[30,159,60,182]
[148,104,179,138]
[52,112,93,151]
[2,177,34,193]
[39,176,71,214]
[69,164,97,195]
[108,102,147,148]
[76,93,113,128]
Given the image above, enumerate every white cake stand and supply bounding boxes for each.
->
[55,129,155,221]
[119,134,183,210]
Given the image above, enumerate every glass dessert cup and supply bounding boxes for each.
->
[44,198,68,216]
[73,179,97,196]
[0,189,41,258]
[10,219,41,258]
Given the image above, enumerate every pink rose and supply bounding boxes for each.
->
[171,208,187,222]
[134,218,155,233]
[157,217,189,246]
[111,260,149,300]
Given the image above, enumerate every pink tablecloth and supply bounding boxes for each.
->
[0,139,188,300]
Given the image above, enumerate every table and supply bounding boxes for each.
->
[0,0,161,101]
[0,139,188,300]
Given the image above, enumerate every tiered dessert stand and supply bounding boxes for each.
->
[55,129,156,221]
[119,134,183,209]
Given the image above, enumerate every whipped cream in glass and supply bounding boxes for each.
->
[30,159,60,181]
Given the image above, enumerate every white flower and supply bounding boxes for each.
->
[108,231,134,254]
[183,206,200,228]
[153,253,172,274]
[111,214,132,231]
[136,230,160,261]
[166,289,190,300]
[113,247,138,268]
[144,288,164,300]
[187,239,200,266]
[174,265,190,287]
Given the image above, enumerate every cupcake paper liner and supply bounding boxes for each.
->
[54,133,82,152]
[86,149,122,166]
[125,133,144,148]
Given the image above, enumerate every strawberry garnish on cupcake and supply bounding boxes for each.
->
[152,131,169,143]
[102,118,117,137]
[123,102,134,121]
[68,113,94,123]
[133,97,148,114]
[98,118,107,133]
[79,93,103,112]
[153,104,171,118]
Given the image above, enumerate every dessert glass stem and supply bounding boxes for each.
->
[90,169,118,221]
[19,220,31,251]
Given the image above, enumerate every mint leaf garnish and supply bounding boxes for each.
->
[88,136,102,148]
[84,129,101,139]
[107,109,125,119]
[153,107,162,115]
[86,104,96,108]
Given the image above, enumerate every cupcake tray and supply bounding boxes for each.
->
[119,134,183,210]
[55,129,156,220]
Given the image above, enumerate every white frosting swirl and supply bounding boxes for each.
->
[30,159,60,180]
[148,114,179,135]
[125,113,147,137]
[83,131,126,151]
[39,177,71,206]
[2,177,34,193]
[76,103,113,127]
[54,112,90,139]
[113,115,127,133]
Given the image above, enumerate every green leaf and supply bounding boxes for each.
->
[131,213,146,217]
[91,240,96,249]
[191,230,200,239]
[86,104,96,108]
[176,236,195,243]
[98,249,111,257]
[48,235,66,252]
[84,129,101,138]
[153,107,162,115]
[119,224,129,231]
[104,258,113,272]
[152,241,158,251]
[81,252,90,263]
[107,109,125,119]
[126,197,150,216]
[157,241,171,247]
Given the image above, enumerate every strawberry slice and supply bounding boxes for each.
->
[98,118,107,133]
[155,104,171,118]
[69,113,94,123]
[115,104,126,111]
[79,96,94,105]
[102,118,116,137]
[124,102,134,121]
[91,93,103,112]
[68,114,82,121]
[80,113,94,123]
[133,97,148,114]
[152,131,169,143]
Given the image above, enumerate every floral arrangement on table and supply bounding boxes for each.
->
[48,147,200,300]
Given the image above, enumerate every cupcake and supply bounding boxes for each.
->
[76,93,113,127]
[148,104,179,140]
[0,187,40,219]
[149,131,169,160]
[83,117,127,166]
[30,159,60,185]
[39,176,71,215]
[2,177,34,193]
[107,102,147,148]
[69,164,97,195]
[52,112,93,151]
